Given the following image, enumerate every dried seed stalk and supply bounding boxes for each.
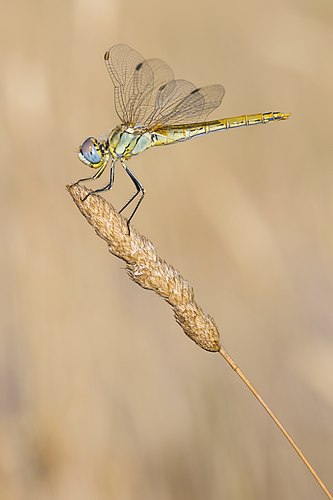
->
[67,183,220,352]
[67,183,332,500]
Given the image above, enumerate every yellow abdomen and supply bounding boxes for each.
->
[152,112,290,146]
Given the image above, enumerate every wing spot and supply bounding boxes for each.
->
[190,88,201,94]
[104,51,110,61]
[136,62,143,71]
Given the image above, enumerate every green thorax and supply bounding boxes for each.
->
[108,125,153,160]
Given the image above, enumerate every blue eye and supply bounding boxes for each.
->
[80,137,102,164]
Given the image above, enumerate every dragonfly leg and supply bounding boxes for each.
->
[119,161,145,229]
[73,161,108,187]
[82,160,115,201]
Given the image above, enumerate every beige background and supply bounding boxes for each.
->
[1,0,333,498]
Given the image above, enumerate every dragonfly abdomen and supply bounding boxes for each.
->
[152,111,290,147]
[221,111,290,129]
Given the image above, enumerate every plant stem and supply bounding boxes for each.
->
[219,345,333,499]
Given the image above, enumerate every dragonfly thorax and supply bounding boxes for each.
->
[108,125,153,160]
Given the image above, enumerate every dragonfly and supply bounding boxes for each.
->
[77,44,290,226]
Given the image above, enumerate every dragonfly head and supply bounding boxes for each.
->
[78,137,108,168]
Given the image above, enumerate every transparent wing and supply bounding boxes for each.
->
[104,45,174,126]
[145,58,174,94]
[104,44,153,125]
[137,58,175,125]
[147,81,225,127]
[104,44,225,128]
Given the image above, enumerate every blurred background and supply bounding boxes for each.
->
[1,0,333,498]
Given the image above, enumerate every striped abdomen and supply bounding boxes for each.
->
[152,112,290,146]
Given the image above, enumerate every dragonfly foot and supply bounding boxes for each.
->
[82,192,91,202]
[125,220,131,236]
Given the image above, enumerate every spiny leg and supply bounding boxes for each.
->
[73,161,108,187]
[84,160,115,200]
[119,161,145,228]
[96,161,115,191]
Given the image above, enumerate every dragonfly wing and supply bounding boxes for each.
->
[149,81,225,127]
[104,44,155,125]
[138,58,175,125]
[104,45,224,127]
[145,79,195,126]
[145,59,174,92]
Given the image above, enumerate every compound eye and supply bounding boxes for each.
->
[80,137,102,164]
